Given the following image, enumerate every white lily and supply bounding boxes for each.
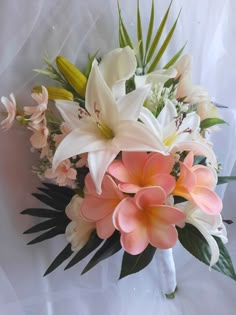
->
[177,202,228,266]
[139,99,218,168]
[99,46,137,99]
[135,68,177,89]
[53,60,165,194]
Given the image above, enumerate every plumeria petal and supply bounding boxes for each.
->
[135,187,166,210]
[190,186,223,215]
[117,85,151,121]
[121,228,149,255]
[192,165,216,188]
[144,152,175,177]
[113,198,140,233]
[96,213,115,239]
[148,205,186,225]
[148,224,178,249]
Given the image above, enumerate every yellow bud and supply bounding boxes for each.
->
[32,86,74,101]
[56,56,87,98]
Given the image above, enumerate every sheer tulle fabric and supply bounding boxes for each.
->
[0,1,236,314]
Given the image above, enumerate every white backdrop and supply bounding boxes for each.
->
[0,1,236,314]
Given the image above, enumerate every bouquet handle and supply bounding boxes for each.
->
[156,248,177,299]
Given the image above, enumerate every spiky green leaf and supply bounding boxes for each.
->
[21,208,61,218]
[118,2,133,49]
[137,1,144,64]
[65,231,103,270]
[163,42,187,69]
[23,218,59,234]
[145,0,155,55]
[119,245,156,279]
[44,243,73,276]
[27,226,64,245]
[147,10,181,73]
[146,0,173,65]
[82,231,121,274]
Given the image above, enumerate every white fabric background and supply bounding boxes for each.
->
[0,0,236,314]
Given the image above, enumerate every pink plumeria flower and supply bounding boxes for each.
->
[173,151,222,215]
[44,159,77,187]
[113,186,185,255]
[108,151,176,194]
[65,195,95,252]
[24,86,48,125]
[0,93,16,130]
[80,174,125,239]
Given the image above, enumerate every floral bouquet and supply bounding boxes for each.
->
[1,1,236,298]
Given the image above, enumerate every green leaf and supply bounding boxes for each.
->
[177,224,236,281]
[65,231,103,270]
[82,231,121,274]
[145,0,154,55]
[32,193,66,211]
[137,1,144,64]
[146,0,173,65]
[21,208,62,218]
[217,176,236,185]
[37,187,73,208]
[44,243,73,276]
[27,226,64,245]
[118,2,133,49]
[200,118,226,130]
[119,245,156,279]
[193,155,207,166]
[23,218,58,234]
[147,9,181,73]
[163,42,187,69]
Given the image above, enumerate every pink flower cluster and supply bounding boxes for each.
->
[80,151,222,255]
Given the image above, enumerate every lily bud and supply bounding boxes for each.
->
[56,56,87,98]
[32,86,74,101]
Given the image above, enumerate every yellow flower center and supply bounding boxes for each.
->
[97,122,114,139]
[163,133,177,147]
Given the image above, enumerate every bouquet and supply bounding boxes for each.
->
[1,1,235,298]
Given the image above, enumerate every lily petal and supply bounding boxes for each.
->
[116,120,166,153]
[53,128,107,169]
[170,141,218,168]
[99,46,137,99]
[55,100,80,129]
[86,60,118,128]
[117,85,151,121]
[88,148,119,194]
